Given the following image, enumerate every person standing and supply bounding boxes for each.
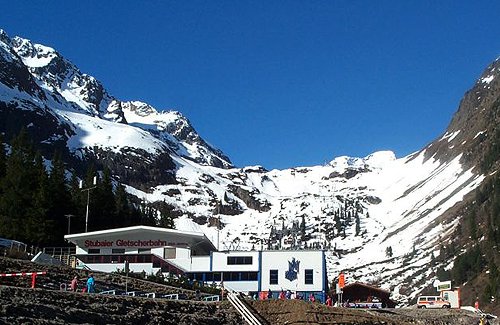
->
[326,295,332,306]
[70,276,78,292]
[86,274,95,293]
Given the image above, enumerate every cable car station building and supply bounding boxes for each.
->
[64,226,329,301]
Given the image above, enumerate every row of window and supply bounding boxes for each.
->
[189,272,258,282]
[227,256,253,265]
[87,248,151,254]
[270,269,313,285]
[79,254,153,264]
[189,269,314,284]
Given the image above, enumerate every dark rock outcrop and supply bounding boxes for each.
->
[227,185,271,212]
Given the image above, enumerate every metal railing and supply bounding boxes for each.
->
[43,247,76,256]
[226,287,262,325]
[42,247,76,267]
[202,295,220,302]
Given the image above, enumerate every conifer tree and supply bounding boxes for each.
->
[25,152,52,245]
[47,153,73,243]
[0,134,6,227]
[334,210,341,234]
[158,200,175,229]
[93,168,117,230]
[385,246,393,258]
[0,129,37,241]
[115,183,131,225]
[0,134,5,179]
[139,201,157,226]
[82,164,98,231]
[68,170,85,233]
[467,210,478,241]
[300,215,306,242]
[355,212,361,236]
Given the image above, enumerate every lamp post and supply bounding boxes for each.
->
[216,204,221,251]
[80,176,97,232]
[65,214,75,234]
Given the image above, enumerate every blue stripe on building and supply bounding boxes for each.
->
[257,250,262,292]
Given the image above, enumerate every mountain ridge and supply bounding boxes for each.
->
[0,29,498,309]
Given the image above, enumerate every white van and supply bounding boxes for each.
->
[417,296,451,309]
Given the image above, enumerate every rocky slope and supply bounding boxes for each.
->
[0,258,492,325]
[0,257,241,325]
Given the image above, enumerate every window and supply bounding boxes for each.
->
[223,272,240,281]
[241,272,258,281]
[88,249,100,254]
[164,247,176,259]
[112,248,125,254]
[138,248,151,254]
[305,269,313,284]
[212,273,221,281]
[136,255,151,263]
[227,256,253,265]
[190,273,203,281]
[270,270,278,285]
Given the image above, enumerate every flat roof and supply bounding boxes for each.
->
[64,225,217,254]
[343,282,391,294]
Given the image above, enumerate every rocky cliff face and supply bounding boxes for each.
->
[424,58,500,170]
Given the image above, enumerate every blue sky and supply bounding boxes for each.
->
[2,1,499,169]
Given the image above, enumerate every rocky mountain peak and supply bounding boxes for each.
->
[9,34,122,122]
[0,29,11,46]
[11,36,57,68]
[121,101,233,168]
[329,151,396,171]
[0,32,46,101]
[122,101,157,117]
[1,28,232,172]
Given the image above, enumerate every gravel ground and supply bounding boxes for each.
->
[0,257,497,325]
[248,299,498,325]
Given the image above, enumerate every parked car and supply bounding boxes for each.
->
[417,296,451,309]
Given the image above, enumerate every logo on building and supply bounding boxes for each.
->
[285,257,300,281]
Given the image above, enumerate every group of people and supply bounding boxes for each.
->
[264,289,334,305]
[69,274,95,293]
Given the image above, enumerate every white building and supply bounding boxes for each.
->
[64,225,329,302]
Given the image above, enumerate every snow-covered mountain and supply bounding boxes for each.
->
[1,29,499,304]
[0,29,232,172]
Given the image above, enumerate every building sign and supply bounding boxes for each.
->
[436,281,452,291]
[285,257,300,281]
[84,239,180,248]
